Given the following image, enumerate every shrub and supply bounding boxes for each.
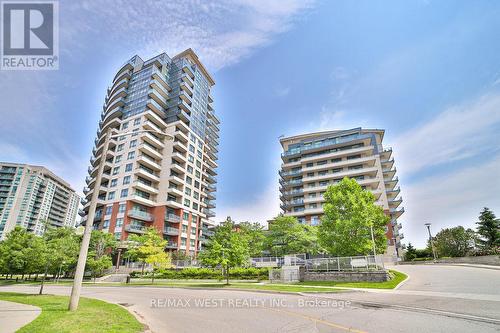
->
[133,267,268,280]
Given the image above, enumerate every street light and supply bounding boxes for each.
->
[68,128,173,311]
[424,222,437,261]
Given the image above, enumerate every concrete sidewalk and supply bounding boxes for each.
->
[0,300,41,333]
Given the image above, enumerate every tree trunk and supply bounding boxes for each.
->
[141,262,145,277]
[226,265,229,285]
[152,270,155,284]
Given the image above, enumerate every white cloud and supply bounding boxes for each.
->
[390,93,500,177]
[400,154,500,248]
[67,0,315,70]
[275,86,291,97]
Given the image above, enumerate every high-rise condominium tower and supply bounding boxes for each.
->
[279,128,404,257]
[0,163,80,240]
[82,49,219,256]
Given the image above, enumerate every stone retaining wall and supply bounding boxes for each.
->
[302,269,390,282]
[400,255,500,266]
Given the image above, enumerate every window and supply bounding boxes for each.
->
[114,232,121,240]
[188,155,194,163]
[347,154,361,160]
[123,176,131,185]
[110,179,117,187]
[194,180,200,189]
[118,204,126,213]
[184,198,190,207]
[120,189,128,198]
[105,206,113,215]
[189,144,195,153]
[119,135,126,141]
[306,163,313,167]
[317,160,327,165]
[318,170,328,176]
[182,225,188,233]
[332,168,342,173]
[122,122,129,130]
[132,128,139,136]
[127,151,135,160]
[193,192,199,200]
[116,218,124,227]
[192,202,198,210]
[185,187,192,196]
[108,191,115,200]
[197,151,202,159]
[125,163,133,172]
[307,172,314,177]
[187,166,193,174]
[183,212,189,221]
[117,144,124,152]
[129,140,137,148]
[186,176,192,185]
[319,181,328,186]
[112,167,119,175]
[311,216,320,226]
[103,219,110,228]
[196,160,201,168]
[348,165,363,170]
[115,155,122,163]
[331,158,342,163]
[133,118,141,126]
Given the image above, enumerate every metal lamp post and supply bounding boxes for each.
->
[68,128,173,311]
[424,223,437,261]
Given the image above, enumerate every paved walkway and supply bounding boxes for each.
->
[0,300,41,333]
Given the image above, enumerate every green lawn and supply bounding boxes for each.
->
[297,270,408,289]
[0,292,144,333]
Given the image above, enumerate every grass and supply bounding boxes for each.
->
[0,292,144,333]
[297,270,408,289]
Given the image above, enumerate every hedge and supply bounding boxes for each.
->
[130,267,268,280]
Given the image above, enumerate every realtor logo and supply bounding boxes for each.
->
[1,1,58,70]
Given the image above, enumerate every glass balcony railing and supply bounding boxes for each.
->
[165,213,181,223]
[127,210,153,222]
[282,133,373,157]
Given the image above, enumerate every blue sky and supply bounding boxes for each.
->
[1,0,500,247]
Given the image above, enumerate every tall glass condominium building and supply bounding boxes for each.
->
[279,128,404,257]
[0,163,80,240]
[82,49,219,256]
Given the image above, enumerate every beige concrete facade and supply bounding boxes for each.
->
[0,163,80,240]
[279,128,404,257]
[82,49,219,256]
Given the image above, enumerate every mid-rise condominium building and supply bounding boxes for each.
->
[0,163,80,240]
[81,49,219,257]
[279,128,404,256]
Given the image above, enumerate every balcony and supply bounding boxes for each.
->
[389,207,405,218]
[166,241,178,249]
[282,133,374,158]
[182,64,195,79]
[203,208,215,218]
[163,227,179,236]
[141,131,164,149]
[135,167,160,183]
[206,184,216,192]
[168,174,184,186]
[171,151,187,163]
[143,120,164,136]
[139,143,162,160]
[131,194,156,207]
[125,224,146,234]
[127,209,154,222]
[166,197,183,209]
[174,129,189,143]
[173,139,187,153]
[165,213,181,223]
[151,67,171,92]
[279,169,303,178]
[138,154,161,171]
[281,179,303,187]
[133,180,159,194]
[146,98,165,117]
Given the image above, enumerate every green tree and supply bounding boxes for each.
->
[44,227,80,279]
[432,226,476,257]
[86,230,117,282]
[404,242,417,261]
[0,227,40,278]
[133,228,171,283]
[265,216,320,256]
[238,221,266,257]
[476,207,500,249]
[318,177,389,256]
[199,219,249,284]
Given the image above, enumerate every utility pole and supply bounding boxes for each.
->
[425,223,437,261]
[68,129,173,311]
[68,129,113,310]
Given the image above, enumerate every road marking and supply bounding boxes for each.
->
[263,306,368,333]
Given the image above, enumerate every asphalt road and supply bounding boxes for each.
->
[1,264,499,333]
